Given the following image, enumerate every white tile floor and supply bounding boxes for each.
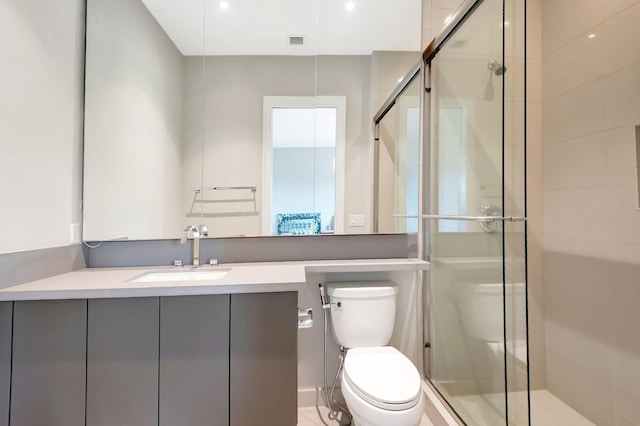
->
[451,390,595,426]
[298,405,434,426]
[299,389,594,425]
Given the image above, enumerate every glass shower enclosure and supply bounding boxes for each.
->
[374,0,529,424]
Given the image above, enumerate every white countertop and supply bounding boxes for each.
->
[226,258,429,273]
[0,258,428,301]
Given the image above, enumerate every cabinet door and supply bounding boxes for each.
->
[159,295,229,426]
[86,297,159,426]
[230,292,297,426]
[0,303,12,426]
[10,300,86,426]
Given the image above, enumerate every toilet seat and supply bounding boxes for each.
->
[343,347,421,412]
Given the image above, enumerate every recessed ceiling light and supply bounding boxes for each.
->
[345,2,355,11]
[588,33,596,39]
[219,1,229,10]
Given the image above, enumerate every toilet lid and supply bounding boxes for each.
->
[343,347,421,411]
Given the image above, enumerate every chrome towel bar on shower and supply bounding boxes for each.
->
[392,214,526,222]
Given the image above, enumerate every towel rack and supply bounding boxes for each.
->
[193,186,256,194]
[188,186,258,218]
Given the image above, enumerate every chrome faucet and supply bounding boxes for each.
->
[181,225,208,266]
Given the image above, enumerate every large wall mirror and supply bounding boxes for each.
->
[83,0,422,240]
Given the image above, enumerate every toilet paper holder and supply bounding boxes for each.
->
[297,308,313,329]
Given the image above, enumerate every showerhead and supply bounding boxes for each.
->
[488,59,507,76]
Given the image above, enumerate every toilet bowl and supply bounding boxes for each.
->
[327,282,425,426]
[341,347,424,426]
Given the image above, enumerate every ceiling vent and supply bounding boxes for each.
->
[288,35,305,46]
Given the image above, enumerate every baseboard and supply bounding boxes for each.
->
[298,387,347,408]
[298,388,321,408]
[299,382,462,425]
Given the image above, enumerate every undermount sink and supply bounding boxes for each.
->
[131,268,231,283]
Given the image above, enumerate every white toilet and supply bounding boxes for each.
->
[326,281,424,426]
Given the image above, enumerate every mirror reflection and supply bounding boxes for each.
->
[83,0,422,240]
[375,74,421,234]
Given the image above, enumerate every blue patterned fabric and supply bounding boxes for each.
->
[275,213,321,235]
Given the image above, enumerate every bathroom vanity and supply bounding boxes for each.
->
[0,259,427,426]
[0,263,306,426]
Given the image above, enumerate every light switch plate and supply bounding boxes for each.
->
[349,214,365,227]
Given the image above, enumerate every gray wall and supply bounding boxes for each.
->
[0,0,88,295]
[183,55,374,237]
[0,0,88,283]
[0,0,85,254]
[84,234,417,268]
[83,0,185,241]
[0,245,86,290]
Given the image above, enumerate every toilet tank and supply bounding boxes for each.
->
[458,282,525,342]
[326,281,398,348]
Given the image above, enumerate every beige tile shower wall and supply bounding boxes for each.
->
[505,0,546,392]
[371,51,422,114]
[422,0,466,50]
[541,0,640,424]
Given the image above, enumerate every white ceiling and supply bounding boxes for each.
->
[141,0,422,56]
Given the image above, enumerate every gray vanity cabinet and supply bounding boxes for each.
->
[86,297,160,426]
[159,295,230,426]
[0,291,297,426]
[230,292,298,426]
[10,300,87,426]
[86,296,232,426]
[0,303,10,426]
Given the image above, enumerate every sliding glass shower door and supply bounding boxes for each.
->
[375,75,421,234]
[424,0,529,424]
